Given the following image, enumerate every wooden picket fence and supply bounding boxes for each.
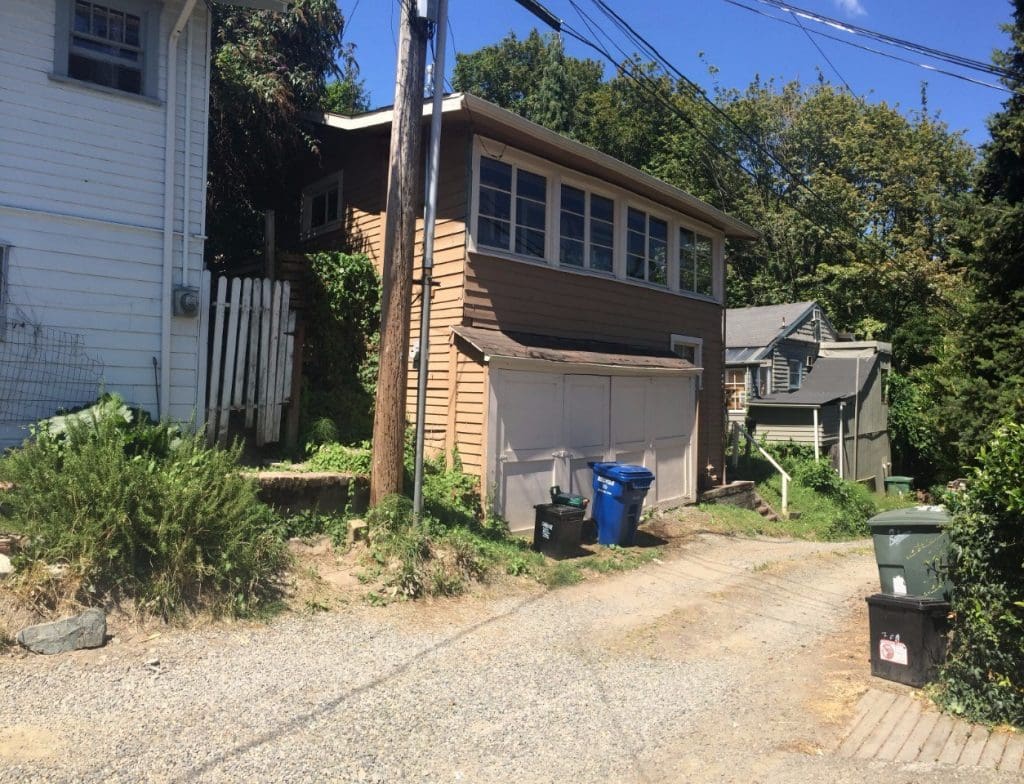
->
[205,275,295,446]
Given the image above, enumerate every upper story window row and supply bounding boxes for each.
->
[471,140,723,302]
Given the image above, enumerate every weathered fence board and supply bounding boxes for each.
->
[206,276,296,446]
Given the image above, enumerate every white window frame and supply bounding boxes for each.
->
[725,367,747,412]
[625,206,669,287]
[556,181,617,275]
[468,136,726,303]
[671,334,704,389]
[301,172,344,239]
[53,0,161,100]
[789,359,803,390]
[475,155,549,259]
[678,225,715,298]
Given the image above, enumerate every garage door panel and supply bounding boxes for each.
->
[496,372,563,453]
[612,449,646,468]
[566,376,609,451]
[611,378,647,447]
[650,377,692,440]
[653,437,688,503]
[501,459,555,532]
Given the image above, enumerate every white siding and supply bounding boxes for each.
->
[0,1,209,445]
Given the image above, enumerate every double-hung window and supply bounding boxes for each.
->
[478,157,547,258]
[55,1,158,98]
[559,185,615,273]
[302,173,343,238]
[626,207,668,286]
[679,227,714,297]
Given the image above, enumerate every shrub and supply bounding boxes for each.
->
[0,399,288,617]
[306,440,372,474]
[938,420,1024,726]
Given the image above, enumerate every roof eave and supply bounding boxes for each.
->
[309,93,761,242]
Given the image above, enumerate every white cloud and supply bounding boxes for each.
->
[833,0,866,16]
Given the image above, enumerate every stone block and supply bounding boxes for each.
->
[17,608,107,655]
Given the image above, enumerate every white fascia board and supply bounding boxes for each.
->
[312,94,466,131]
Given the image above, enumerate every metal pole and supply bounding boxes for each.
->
[812,407,820,461]
[852,355,861,482]
[413,1,448,518]
[837,400,845,480]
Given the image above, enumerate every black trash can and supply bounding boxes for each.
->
[532,504,585,559]
[866,593,951,687]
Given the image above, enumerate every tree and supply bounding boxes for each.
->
[206,0,355,267]
[452,31,604,136]
[928,0,1024,467]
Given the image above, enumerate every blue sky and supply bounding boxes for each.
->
[342,0,1015,148]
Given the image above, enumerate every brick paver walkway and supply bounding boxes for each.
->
[837,687,1023,773]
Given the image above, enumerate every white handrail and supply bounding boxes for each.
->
[732,423,790,518]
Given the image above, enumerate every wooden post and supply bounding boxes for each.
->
[371,0,428,506]
[264,209,276,280]
[284,318,305,452]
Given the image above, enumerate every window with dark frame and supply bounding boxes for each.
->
[68,1,145,94]
[302,174,343,238]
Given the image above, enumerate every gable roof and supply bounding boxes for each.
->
[748,354,880,408]
[306,93,761,241]
[726,301,818,350]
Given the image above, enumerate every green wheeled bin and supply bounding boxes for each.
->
[884,475,914,495]
[868,506,952,600]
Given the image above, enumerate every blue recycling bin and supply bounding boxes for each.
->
[589,462,656,546]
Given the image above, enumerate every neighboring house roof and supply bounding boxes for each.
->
[726,301,819,351]
[306,93,761,241]
[452,326,696,372]
[748,354,880,408]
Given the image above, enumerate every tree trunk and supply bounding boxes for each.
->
[370,2,427,505]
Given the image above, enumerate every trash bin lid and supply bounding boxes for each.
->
[865,593,951,613]
[884,475,914,484]
[589,462,654,482]
[868,506,951,531]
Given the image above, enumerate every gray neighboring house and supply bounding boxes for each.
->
[725,301,837,423]
[746,341,893,490]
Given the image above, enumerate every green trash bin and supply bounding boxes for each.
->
[884,475,914,495]
[868,506,952,600]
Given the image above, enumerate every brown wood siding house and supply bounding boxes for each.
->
[300,94,759,530]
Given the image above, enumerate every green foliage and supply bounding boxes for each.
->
[302,252,380,445]
[452,30,604,136]
[306,441,371,474]
[730,446,877,540]
[206,0,352,265]
[938,420,1024,727]
[886,371,945,484]
[279,510,349,545]
[0,402,288,617]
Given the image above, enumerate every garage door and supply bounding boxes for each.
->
[490,369,696,530]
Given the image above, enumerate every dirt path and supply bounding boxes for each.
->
[1,531,1017,783]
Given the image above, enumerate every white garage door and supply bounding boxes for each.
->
[490,369,696,530]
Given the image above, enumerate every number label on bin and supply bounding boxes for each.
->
[879,638,908,666]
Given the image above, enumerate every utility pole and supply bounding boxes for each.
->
[371,0,429,506]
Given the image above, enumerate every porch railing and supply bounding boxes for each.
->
[730,422,790,518]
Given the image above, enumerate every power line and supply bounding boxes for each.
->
[723,0,1017,95]
[789,9,853,93]
[756,0,1012,80]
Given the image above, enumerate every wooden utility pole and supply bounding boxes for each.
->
[371,1,428,505]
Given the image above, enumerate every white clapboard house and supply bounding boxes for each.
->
[0,0,285,447]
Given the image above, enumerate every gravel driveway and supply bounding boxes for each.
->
[1,531,1017,783]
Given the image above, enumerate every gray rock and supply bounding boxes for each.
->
[0,553,12,580]
[16,608,107,655]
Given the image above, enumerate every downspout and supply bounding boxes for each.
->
[181,18,194,288]
[161,0,200,419]
[837,400,845,480]
[853,356,862,483]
